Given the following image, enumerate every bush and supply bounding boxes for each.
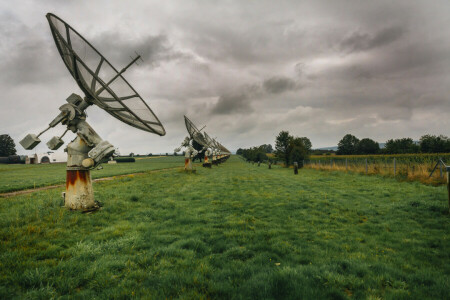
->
[114,157,136,163]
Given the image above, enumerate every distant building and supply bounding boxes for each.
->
[0,152,67,164]
[36,152,66,164]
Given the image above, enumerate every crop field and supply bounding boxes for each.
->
[0,156,186,193]
[305,153,450,186]
[0,156,449,299]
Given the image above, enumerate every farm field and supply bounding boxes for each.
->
[305,153,450,186]
[0,156,449,299]
[0,156,186,193]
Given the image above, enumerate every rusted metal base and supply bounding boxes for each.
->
[185,158,193,171]
[203,156,211,168]
[65,169,96,210]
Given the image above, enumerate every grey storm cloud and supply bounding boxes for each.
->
[211,75,300,115]
[1,0,449,154]
[91,32,192,68]
[339,26,405,54]
[211,84,260,115]
[263,76,298,94]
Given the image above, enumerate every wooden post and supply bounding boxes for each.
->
[269,161,272,169]
[394,158,396,176]
[365,158,368,174]
[345,158,348,171]
[330,159,333,168]
[294,162,298,174]
[446,166,450,213]
[447,167,450,214]
[258,161,260,167]
[440,159,443,178]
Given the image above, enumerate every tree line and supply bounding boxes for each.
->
[236,144,272,163]
[238,131,311,167]
[337,134,450,155]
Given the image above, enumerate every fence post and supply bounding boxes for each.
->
[394,158,396,176]
[440,158,443,178]
[365,158,368,174]
[294,162,298,175]
[258,161,260,167]
[345,158,348,171]
[447,166,450,214]
[268,161,272,169]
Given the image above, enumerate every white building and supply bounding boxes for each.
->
[27,152,67,164]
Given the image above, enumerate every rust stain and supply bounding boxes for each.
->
[66,170,88,188]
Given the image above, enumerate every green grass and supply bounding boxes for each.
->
[0,157,449,299]
[0,156,186,193]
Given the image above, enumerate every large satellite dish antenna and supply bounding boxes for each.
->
[19,13,165,211]
[47,13,165,135]
[183,115,213,168]
[184,116,209,148]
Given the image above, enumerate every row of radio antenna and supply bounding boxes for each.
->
[175,116,231,170]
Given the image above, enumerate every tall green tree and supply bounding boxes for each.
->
[356,138,380,154]
[337,134,359,155]
[384,138,419,154]
[260,144,273,153]
[298,137,312,153]
[275,131,291,167]
[0,134,17,156]
[419,135,450,153]
[290,137,309,164]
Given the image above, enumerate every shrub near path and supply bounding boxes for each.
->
[0,157,448,299]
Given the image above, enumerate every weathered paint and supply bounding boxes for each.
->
[65,136,96,211]
[185,158,193,171]
[65,169,95,210]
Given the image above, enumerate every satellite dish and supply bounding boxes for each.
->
[47,13,165,135]
[19,13,166,211]
[183,115,215,168]
[184,116,209,148]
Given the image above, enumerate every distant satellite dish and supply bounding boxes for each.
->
[47,13,165,135]
[19,13,166,211]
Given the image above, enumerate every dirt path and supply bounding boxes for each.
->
[0,166,181,198]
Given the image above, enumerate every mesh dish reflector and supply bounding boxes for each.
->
[203,132,215,148]
[47,13,165,136]
[184,116,209,148]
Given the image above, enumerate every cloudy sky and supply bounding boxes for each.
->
[1,0,449,155]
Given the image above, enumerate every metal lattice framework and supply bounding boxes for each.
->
[184,116,209,148]
[47,13,165,135]
[203,132,215,149]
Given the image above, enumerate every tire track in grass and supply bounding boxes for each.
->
[0,166,187,198]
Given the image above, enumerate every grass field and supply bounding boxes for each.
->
[0,156,449,299]
[0,156,186,193]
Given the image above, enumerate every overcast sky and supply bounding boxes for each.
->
[1,0,449,155]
